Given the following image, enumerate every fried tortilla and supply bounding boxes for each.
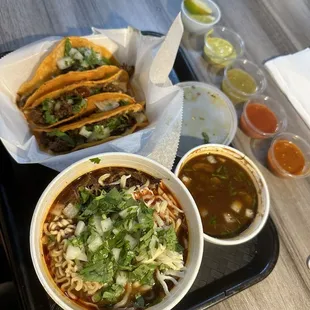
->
[17,36,119,109]
[33,104,148,154]
[24,71,133,128]
[19,66,121,109]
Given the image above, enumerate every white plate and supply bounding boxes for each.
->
[177,81,237,156]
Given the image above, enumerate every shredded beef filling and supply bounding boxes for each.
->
[29,109,45,125]
[40,114,136,153]
[31,83,125,125]
[53,102,73,119]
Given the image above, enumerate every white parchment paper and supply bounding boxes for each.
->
[0,15,184,171]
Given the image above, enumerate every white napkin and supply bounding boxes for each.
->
[265,48,310,129]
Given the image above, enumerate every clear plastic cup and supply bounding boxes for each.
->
[267,132,310,179]
[222,59,267,104]
[181,0,221,33]
[203,26,244,68]
[240,96,287,139]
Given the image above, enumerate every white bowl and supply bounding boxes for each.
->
[30,153,204,310]
[175,145,270,246]
[181,0,221,33]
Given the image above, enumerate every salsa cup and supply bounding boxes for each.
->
[267,132,310,179]
[175,144,270,246]
[222,59,267,104]
[30,153,204,310]
[203,26,244,68]
[240,96,287,139]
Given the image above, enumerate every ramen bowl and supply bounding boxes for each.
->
[30,153,204,310]
[175,144,270,246]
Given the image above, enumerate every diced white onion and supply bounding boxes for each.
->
[92,215,103,236]
[51,203,64,216]
[101,218,113,232]
[63,203,79,219]
[112,248,121,262]
[119,206,138,219]
[231,200,242,214]
[54,102,61,111]
[95,100,120,112]
[57,57,73,70]
[124,186,136,195]
[80,60,89,68]
[112,228,119,235]
[116,271,128,286]
[245,209,255,218]
[69,48,83,60]
[223,213,236,223]
[75,221,86,236]
[88,235,103,252]
[200,209,208,218]
[98,173,111,186]
[66,245,88,262]
[77,251,88,262]
[79,126,92,138]
[67,99,73,104]
[133,112,147,124]
[181,175,191,185]
[85,49,92,57]
[207,155,217,164]
[124,234,138,249]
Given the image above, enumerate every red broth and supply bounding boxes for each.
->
[179,154,258,238]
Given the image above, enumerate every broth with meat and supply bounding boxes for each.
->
[179,154,257,238]
[42,167,188,309]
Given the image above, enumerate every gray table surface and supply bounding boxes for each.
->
[1,0,310,309]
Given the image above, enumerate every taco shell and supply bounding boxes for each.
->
[20,65,121,109]
[33,103,148,154]
[24,82,136,129]
[17,36,119,109]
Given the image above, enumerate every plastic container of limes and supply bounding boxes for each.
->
[181,0,221,33]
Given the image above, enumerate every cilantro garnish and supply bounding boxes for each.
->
[202,131,209,144]
[89,157,101,164]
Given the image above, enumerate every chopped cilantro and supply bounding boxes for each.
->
[89,157,101,164]
[72,99,87,114]
[47,130,75,146]
[44,110,58,124]
[202,131,209,144]
[210,215,217,226]
[102,284,124,303]
[64,38,72,57]
[119,100,129,106]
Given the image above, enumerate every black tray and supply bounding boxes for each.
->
[0,31,279,310]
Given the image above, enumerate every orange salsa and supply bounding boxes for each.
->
[268,140,305,176]
[240,103,278,138]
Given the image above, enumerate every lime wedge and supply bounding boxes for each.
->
[190,14,215,23]
[184,0,213,15]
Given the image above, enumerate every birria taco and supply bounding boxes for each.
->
[17,36,119,109]
[33,104,148,154]
[24,70,132,128]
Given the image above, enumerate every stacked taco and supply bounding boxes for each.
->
[33,104,148,154]
[16,36,148,154]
